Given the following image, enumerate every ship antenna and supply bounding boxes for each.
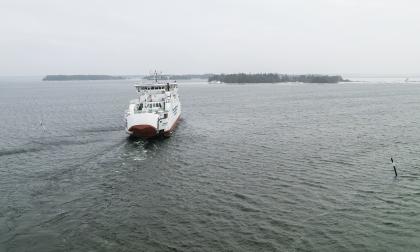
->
[154,70,158,83]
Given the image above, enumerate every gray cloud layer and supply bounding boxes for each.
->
[1,0,419,75]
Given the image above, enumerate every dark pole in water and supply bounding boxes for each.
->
[391,157,398,177]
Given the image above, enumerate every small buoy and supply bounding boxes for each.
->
[40,120,46,131]
[391,157,398,177]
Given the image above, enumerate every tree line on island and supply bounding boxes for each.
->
[43,74,213,81]
[208,73,349,84]
[142,74,213,81]
[42,73,349,83]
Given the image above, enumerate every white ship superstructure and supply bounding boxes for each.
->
[125,80,181,139]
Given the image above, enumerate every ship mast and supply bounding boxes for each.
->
[154,70,158,83]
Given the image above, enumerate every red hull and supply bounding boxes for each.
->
[129,125,157,139]
[128,116,181,139]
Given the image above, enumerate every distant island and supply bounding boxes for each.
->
[43,75,126,81]
[42,73,349,83]
[208,73,349,84]
[143,74,213,81]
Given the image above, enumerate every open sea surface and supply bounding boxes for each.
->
[1,77,420,251]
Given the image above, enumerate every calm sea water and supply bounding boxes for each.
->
[1,77,420,251]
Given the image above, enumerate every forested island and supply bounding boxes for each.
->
[42,73,349,83]
[208,73,349,84]
[43,75,126,81]
[143,74,213,81]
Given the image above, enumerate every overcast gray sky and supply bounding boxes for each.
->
[1,0,419,75]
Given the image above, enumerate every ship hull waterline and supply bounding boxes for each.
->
[127,116,181,139]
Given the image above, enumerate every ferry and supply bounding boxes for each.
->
[125,78,181,139]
